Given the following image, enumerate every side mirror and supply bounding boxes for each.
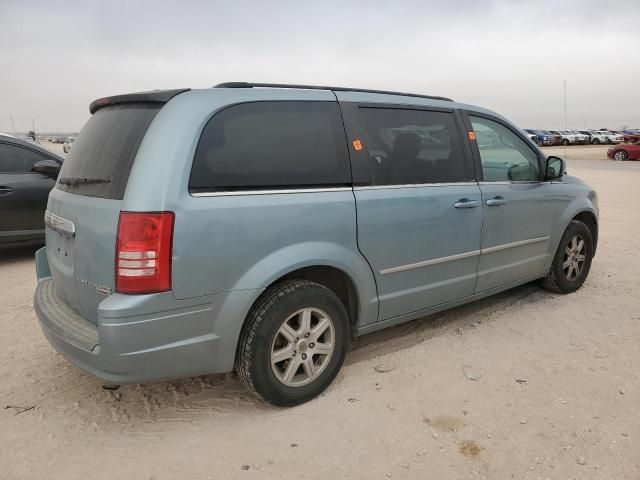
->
[545,156,565,180]
[33,159,61,178]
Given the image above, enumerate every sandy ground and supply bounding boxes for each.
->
[1,145,639,479]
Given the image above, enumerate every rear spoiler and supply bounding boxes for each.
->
[89,88,190,114]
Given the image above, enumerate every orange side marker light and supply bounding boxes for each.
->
[353,139,363,151]
[468,131,476,141]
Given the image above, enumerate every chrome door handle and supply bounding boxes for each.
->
[454,199,479,209]
[486,196,507,206]
[0,186,14,196]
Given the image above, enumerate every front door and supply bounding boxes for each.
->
[0,142,57,238]
[341,103,483,322]
[466,114,557,292]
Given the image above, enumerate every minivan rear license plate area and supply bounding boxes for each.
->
[47,230,75,272]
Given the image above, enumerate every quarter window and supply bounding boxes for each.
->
[0,143,47,173]
[190,101,350,192]
[356,108,467,185]
[470,116,540,182]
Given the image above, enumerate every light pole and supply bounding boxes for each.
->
[563,80,567,130]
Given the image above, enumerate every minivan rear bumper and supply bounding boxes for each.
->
[33,247,259,384]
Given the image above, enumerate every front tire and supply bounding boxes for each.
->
[236,280,349,406]
[541,220,594,294]
[592,138,600,145]
[614,150,628,161]
[562,139,569,146]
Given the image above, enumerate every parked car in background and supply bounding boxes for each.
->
[33,83,599,406]
[590,130,614,144]
[541,130,562,145]
[577,130,593,143]
[621,130,640,143]
[524,129,554,146]
[523,131,538,144]
[607,142,640,161]
[63,136,75,153]
[567,131,589,144]
[549,130,577,146]
[600,131,623,144]
[0,134,63,246]
[578,130,608,145]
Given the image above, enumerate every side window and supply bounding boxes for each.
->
[470,116,540,182]
[0,143,46,173]
[189,101,350,192]
[356,108,467,185]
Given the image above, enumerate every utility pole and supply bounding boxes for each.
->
[563,80,567,130]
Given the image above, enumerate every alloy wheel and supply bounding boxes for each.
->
[614,150,627,161]
[270,307,335,387]
[562,234,586,281]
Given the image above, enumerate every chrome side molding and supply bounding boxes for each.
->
[380,250,481,275]
[379,236,550,275]
[481,236,549,254]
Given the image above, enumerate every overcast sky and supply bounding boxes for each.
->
[1,0,639,133]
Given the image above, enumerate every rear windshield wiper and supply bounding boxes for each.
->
[58,177,111,186]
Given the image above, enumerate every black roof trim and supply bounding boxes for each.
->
[214,82,453,102]
[89,88,190,114]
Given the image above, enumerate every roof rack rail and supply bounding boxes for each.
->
[214,82,453,102]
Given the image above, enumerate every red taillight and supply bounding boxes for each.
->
[115,212,174,294]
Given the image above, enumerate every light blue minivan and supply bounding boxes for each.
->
[34,83,598,406]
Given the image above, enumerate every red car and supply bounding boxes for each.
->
[608,130,640,143]
[607,142,640,161]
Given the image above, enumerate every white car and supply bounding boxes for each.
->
[599,131,623,144]
[567,131,589,144]
[63,136,75,153]
[523,131,538,144]
[577,130,606,145]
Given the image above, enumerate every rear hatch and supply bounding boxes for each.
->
[46,91,185,324]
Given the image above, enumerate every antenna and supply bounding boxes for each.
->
[9,114,15,134]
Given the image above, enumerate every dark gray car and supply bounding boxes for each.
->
[0,135,62,246]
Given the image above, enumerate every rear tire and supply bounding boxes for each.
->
[562,139,569,146]
[592,138,600,145]
[236,280,349,406]
[541,220,594,294]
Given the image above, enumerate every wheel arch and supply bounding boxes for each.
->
[229,240,379,346]
[546,202,598,272]
[571,210,598,255]
[232,260,376,370]
[277,265,360,331]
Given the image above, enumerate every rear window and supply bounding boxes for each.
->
[56,104,160,199]
[189,101,350,192]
